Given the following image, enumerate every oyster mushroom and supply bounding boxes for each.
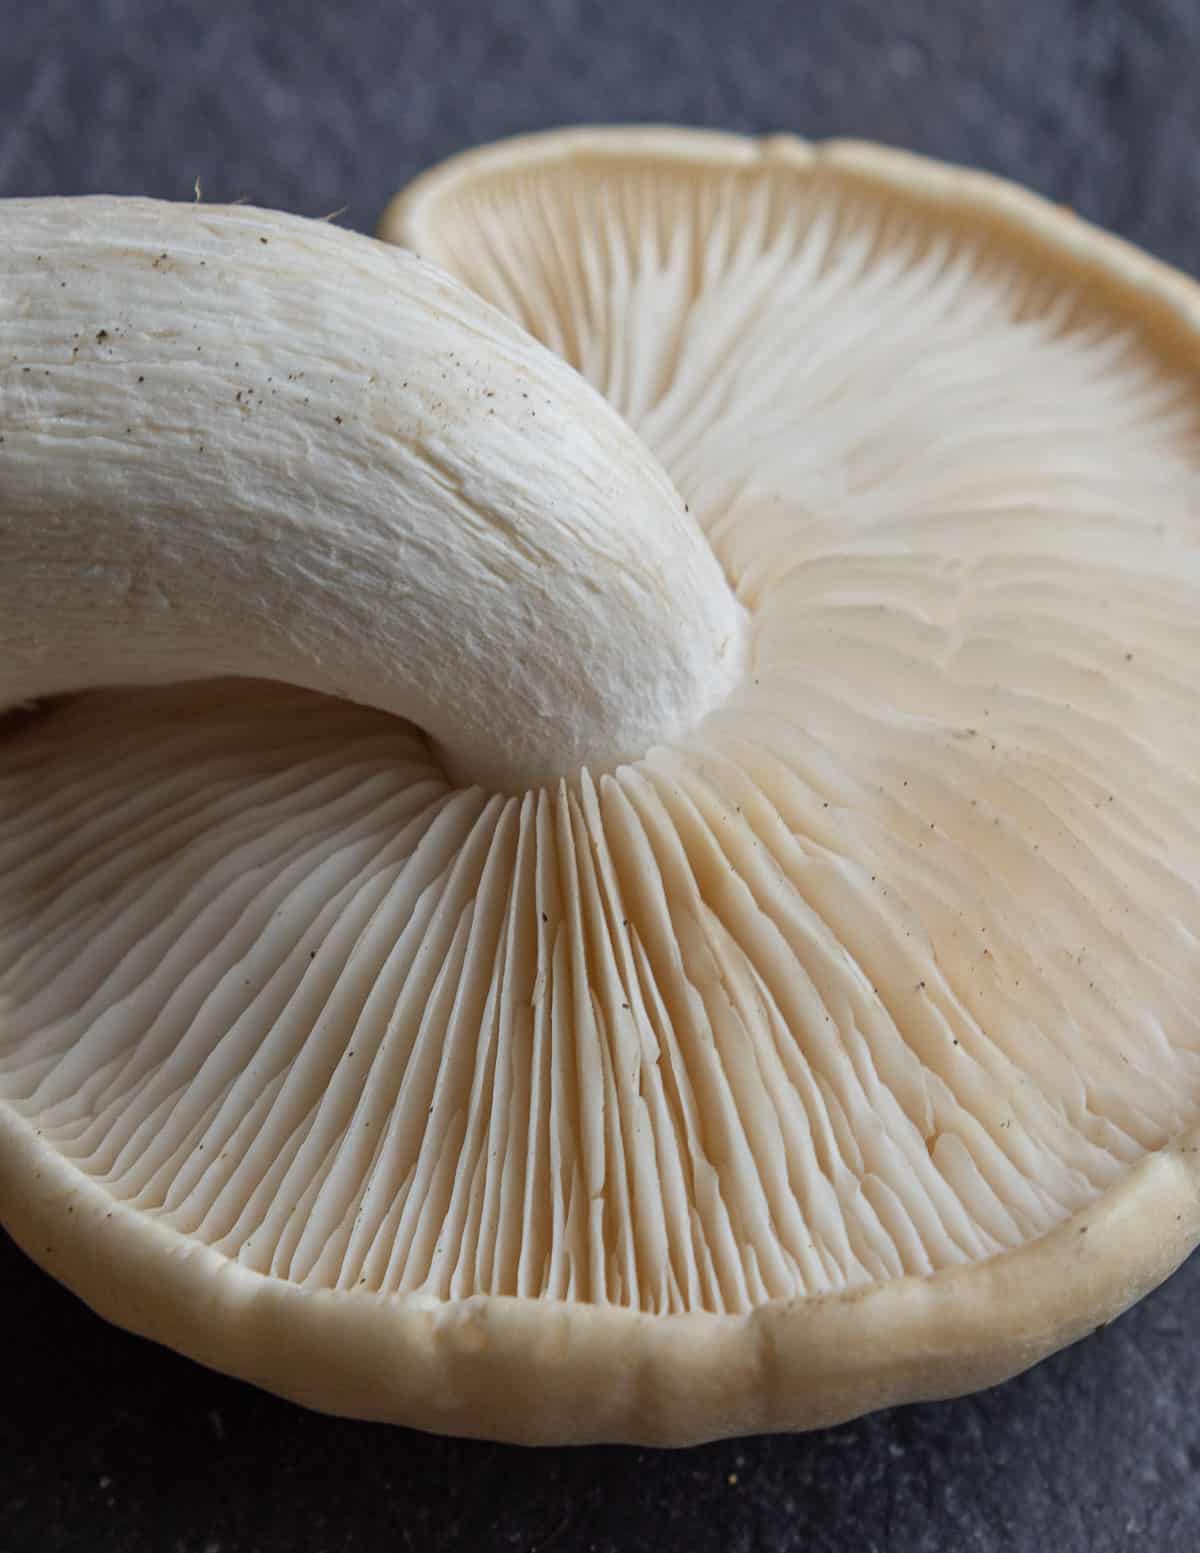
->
[3,129,1200,1446]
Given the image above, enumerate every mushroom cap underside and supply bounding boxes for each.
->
[4,130,1200,1444]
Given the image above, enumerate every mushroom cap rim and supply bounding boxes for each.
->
[382,126,1200,368]
[4,1095,1198,1446]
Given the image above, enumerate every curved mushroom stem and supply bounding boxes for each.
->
[0,198,745,792]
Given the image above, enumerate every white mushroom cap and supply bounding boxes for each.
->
[4,130,1200,1445]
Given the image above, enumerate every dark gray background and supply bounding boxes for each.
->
[3,1,1200,1549]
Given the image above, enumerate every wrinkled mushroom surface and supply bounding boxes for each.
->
[3,130,1200,1445]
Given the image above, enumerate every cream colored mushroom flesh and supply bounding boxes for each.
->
[3,129,1200,1445]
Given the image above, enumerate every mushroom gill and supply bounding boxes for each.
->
[3,130,1200,1445]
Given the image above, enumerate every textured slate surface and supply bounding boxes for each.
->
[3,2,1200,1549]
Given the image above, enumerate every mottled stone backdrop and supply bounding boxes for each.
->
[4,0,1200,275]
